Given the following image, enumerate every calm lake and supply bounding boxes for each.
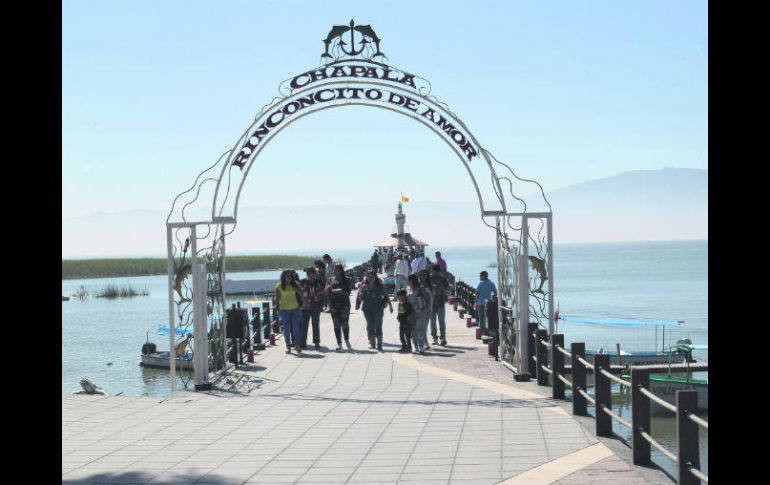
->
[62,240,707,477]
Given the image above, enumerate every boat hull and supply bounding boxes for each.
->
[140,352,193,370]
[649,376,708,414]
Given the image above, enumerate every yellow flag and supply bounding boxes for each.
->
[401,193,410,203]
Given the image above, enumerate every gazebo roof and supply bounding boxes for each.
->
[375,233,429,248]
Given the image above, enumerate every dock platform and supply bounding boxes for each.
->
[63,295,672,484]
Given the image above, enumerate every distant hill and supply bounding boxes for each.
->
[62,168,707,256]
[537,168,707,242]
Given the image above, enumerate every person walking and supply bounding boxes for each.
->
[275,270,302,354]
[417,270,433,350]
[395,289,414,353]
[434,251,448,277]
[475,270,497,336]
[299,267,324,350]
[411,251,427,274]
[394,253,410,294]
[370,250,381,274]
[324,263,352,351]
[355,270,393,351]
[428,264,450,346]
[407,273,431,353]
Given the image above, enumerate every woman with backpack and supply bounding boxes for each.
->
[406,273,431,353]
[356,270,394,351]
[323,263,353,351]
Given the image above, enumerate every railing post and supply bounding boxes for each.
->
[631,368,651,465]
[527,322,538,376]
[536,329,549,386]
[571,342,586,416]
[551,334,564,400]
[593,354,612,437]
[677,390,700,485]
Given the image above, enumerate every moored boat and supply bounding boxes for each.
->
[648,374,708,414]
[140,351,194,370]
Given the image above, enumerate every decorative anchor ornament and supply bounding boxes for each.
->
[321,19,385,60]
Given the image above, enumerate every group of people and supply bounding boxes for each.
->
[274,254,355,354]
[275,250,456,355]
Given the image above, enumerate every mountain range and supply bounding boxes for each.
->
[62,168,707,257]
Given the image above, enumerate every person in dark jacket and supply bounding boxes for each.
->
[356,270,394,351]
[323,263,352,351]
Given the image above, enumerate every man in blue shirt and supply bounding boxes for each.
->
[475,271,497,335]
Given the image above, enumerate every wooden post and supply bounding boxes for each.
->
[616,343,622,366]
[677,390,700,485]
[536,329,549,386]
[631,368,651,465]
[527,322,538,376]
[593,354,612,437]
[552,334,565,400]
[571,342,587,416]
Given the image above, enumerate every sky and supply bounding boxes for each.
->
[62,0,707,256]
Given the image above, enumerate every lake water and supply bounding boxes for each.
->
[62,240,707,477]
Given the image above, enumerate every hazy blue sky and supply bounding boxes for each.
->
[62,1,707,255]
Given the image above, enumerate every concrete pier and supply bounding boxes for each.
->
[63,296,670,484]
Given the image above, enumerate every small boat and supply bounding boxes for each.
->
[140,327,194,370]
[648,374,708,413]
[621,342,709,414]
[140,350,194,370]
[558,315,699,366]
[585,348,690,366]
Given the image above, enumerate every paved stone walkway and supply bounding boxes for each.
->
[63,294,664,484]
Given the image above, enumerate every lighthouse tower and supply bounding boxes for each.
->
[395,202,406,247]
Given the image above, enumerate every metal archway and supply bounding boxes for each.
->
[165,23,553,391]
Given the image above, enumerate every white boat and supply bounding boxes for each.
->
[140,327,193,370]
[649,374,708,414]
[140,351,193,370]
[585,348,689,366]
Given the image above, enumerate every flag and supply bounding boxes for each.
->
[401,193,409,203]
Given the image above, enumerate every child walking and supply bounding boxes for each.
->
[396,290,415,353]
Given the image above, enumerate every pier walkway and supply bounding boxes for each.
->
[63,297,671,484]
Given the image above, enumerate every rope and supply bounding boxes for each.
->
[555,344,572,358]
[531,355,537,362]
[688,413,709,430]
[540,365,553,375]
[600,404,631,429]
[639,431,677,462]
[556,374,573,388]
[639,387,677,413]
[577,356,594,370]
[577,388,595,405]
[688,465,709,483]
[600,368,632,388]
[539,339,552,349]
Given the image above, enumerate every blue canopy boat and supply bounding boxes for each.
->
[558,315,698,366]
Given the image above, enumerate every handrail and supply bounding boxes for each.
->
[639,386,677,413]
[510,331,708,480]
[688,412,709,430]
[600,368,631,388]
[639,430,677,462]
[600,404,631,429]
[688,464,709,483]
[555,344,571,358]
[576,356,594,370]
[577,388,595,405]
